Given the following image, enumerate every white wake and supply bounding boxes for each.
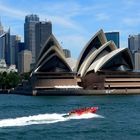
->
[0,113,104,128]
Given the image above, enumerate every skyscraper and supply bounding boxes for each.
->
[24,14,39,64]
[0,20,10,65]
[5,29,10,65]
[0,29,10,65]
[10,35,21,66]
[105,32,120,48]
[18,50,32,73]
[63,49,71,58]
[18,42,25,52]
[128,34,140,70]
[0,20,4,35]
[0,33,6,59]
[134,52,140,70]
[35,21,52,61]
[128,34,140,54]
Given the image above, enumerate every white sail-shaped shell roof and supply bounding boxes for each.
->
[86,48,134,73]
[76,29,107,72]
[33,34,72,73]
[78,41,117,76]
[76,29,134,75]
[37,34,64,61]
[32,29,134,77]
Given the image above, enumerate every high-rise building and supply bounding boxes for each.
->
[18,50,32,73]
[105,32,120,48]
[0,29,10,65]
[134,52,140,70]
[128,34,140,70]
[24,14,39,63]
[128,34,140,54]
[63,49,71,58]
[0,33,6,59]
[35,21,52,61]
[0,20,10,64]
[5,29,10,65]
[0,20,21,68]
[10,35,21,66]
[0,59,17,73]
[0,20,4,35]
[18,42,25,52]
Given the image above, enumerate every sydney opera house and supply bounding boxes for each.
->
[13,29,140,95]
[24,28,140,94]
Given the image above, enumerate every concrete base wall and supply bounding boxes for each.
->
[81,73,105,89]
[10,88,140,96]
[33,79,78,89]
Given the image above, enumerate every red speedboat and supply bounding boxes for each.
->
[63,107,98,117]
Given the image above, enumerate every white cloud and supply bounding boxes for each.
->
[1,0,134,57]
[0,2,85,32]
[95,13,110,21]
[123,0,136,6]
[37,1,95,18]
[123,18,140,26]
[0,4,27,19]
[39,14,83,32]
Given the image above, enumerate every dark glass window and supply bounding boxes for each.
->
[39,55,70,72]
[105,32,119,48]
[101,52,133,71]
[38,50,55,66]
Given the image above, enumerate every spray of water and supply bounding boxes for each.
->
[0,113,104,128]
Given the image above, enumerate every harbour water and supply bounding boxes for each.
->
[0,94,140,140]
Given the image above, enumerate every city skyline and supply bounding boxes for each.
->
[0,0,140,58]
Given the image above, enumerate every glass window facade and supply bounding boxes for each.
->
[105,32,120,48]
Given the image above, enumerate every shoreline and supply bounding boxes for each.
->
[8,88,140,96]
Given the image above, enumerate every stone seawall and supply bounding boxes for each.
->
[10,89,140,96]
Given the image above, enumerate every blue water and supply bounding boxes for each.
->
[0,94,140,140]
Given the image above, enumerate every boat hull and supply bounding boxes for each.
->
[63,107,98,117]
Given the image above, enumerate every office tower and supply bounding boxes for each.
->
[63,49,71,58]
[35,21,52,60]
[0,20,4,35]
[0,20,6,60]
[128,34,140,54]
[105,32,120,48]
[18,50,32,73]
[128,34,140,58]
[134,52,140,70]
[18,42,25,52]
[0,33,5,59]
[5,29,10,65]
[0,59,7,73]
[0,29,10,65]
[10,35,21,66]
[24,14,39,64]
[128,34,140,70]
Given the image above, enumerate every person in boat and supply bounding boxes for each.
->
[63,107,98,118]
[69,107,97,115]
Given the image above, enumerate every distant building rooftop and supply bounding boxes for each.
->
[0,59,18,73]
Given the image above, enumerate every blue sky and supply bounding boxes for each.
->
[0,0,140,58]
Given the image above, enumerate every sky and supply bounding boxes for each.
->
[0,0,140,58]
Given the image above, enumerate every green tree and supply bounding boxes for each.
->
[0,72,21,90]
[21,72,30,80]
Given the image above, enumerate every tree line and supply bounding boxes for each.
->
[0,72,30,90]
